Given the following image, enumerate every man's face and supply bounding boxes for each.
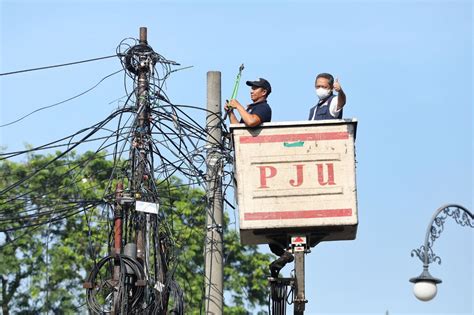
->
[250,86,267,102]
[315,77,332,91]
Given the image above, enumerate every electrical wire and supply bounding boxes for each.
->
[0,35,242,315]
[0,54,121,76]
[0,69,124,128]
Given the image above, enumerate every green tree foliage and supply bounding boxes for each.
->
[0,151,113,314]
[0,151,272,314]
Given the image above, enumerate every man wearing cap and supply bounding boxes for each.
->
[308,73,346,120]
[225,78,272,127]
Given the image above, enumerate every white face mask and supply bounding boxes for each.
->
[316,88,331,100]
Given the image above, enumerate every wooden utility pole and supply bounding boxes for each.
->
[135,26,150,265]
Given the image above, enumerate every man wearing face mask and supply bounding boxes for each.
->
[225,78,272,127]
[308,73,346,120]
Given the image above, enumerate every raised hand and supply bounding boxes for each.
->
[334,78,342,92]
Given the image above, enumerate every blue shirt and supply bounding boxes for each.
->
[240,100,272,124]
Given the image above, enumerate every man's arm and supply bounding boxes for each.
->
[228,109,239,124]
[224,100,239,124]
[333,78,346,110]
[228,99,262,127]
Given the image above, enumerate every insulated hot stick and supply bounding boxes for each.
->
[223,63,244,121]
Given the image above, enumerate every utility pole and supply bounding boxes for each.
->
[204,71,224,314]
[129,26,165,311]
[85,27,177,314]
[134,26,150,265]
[111,182,123,314]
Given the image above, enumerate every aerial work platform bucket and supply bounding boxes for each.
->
[230,119,358,246]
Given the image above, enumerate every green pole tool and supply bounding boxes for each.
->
[223,63,244,120]
[231,63,245,100]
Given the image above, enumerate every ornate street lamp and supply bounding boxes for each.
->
[410,204,473,301]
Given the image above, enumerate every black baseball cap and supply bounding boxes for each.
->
[246,78,272,95]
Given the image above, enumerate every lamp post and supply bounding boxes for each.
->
[410,204,473,301]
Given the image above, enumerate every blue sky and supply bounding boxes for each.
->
[1,0,472,314]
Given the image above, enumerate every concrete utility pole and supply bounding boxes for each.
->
[204,71,224,314]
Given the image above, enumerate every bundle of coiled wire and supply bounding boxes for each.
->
[85,254,146,314]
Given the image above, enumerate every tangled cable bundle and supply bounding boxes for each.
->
[0,34,236,314]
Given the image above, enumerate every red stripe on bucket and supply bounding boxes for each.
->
[239,132,349,144]
[244,208,352,220]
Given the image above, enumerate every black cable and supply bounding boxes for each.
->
[0,69,124,128]
[0,200,103,222]
[0,54,122,76]
[0,147,128,209]
[0,131,131,160]
[0,202,100,232]
[0,108,128,195]
[1,36,239,314]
